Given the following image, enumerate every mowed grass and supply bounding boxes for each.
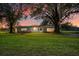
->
[0,32,79,56]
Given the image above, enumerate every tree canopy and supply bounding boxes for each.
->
[0,3,22,33]
[31,3,79,33]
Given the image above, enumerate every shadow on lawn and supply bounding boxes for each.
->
[61,31,79,37]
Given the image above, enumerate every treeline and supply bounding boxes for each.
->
[61,23,79,31]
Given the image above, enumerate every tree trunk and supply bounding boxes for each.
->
[9,23,13,33]
[53,4,61,34]
[54,23,60,33]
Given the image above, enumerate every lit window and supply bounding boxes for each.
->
[21,28,27,31]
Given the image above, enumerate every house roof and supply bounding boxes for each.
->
[16,19,42,27]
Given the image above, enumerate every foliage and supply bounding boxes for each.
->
[0,3,22,33]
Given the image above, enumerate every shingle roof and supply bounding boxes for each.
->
[16,19,42,27]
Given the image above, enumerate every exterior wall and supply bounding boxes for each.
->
[15,26,54,33]
[15,26,32,33]
[32,27,43,32]
[41,26,54,33]
[47,28,54,32]
[15,28,17,33]
[32,27,39,32]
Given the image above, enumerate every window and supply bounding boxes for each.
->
[21,28,27,31]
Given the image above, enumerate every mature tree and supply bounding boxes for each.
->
[0,3,22,33]
[31,3,79,33]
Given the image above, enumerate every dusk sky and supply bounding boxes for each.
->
[69,14,79,27]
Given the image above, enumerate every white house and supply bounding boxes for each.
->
[15,19,54,33]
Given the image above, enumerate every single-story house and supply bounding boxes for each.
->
[15,19,54,33]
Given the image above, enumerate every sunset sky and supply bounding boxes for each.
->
[69,14,79,27]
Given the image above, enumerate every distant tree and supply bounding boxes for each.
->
[31,3,79,33]
[61,22,73,30]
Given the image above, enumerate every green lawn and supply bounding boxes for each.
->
[0,32,79,56]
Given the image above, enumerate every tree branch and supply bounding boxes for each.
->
[61,8,79,22]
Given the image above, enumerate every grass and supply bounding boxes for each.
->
[0,31,79,56]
